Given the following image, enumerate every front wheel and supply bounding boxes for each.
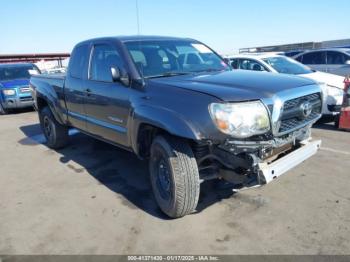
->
[39,106,69,149]
[149,135,200,218]
[0,103,8,115]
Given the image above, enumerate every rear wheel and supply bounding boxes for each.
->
[39,106,69,149]
[149,135,200,218]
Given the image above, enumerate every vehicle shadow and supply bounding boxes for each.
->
[18,124,236,219]
[1,107,35,115]
[313,121,337,131]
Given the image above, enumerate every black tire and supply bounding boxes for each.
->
[0,103,8,115]
[39,106,69,149]
[335,115,340,129]
[149,135,200,218]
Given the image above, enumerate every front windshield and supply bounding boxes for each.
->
[263,56,313,75]
[0,65,40,81]
[125,40,230,78]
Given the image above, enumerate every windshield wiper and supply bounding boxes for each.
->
[147,71,191,79]
[192,68,225,73]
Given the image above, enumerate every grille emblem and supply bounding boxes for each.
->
[300,101,312,119]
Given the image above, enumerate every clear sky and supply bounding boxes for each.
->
[1,0,349,55]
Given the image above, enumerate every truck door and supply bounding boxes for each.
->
[84,43,131,147]
[64,44,90,131]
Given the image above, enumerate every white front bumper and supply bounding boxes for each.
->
[258,139,322,184]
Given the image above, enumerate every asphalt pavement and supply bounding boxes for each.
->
[0,110,349,254]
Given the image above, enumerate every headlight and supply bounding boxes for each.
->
[2,89,16,96]
[209,101,270,138]
[327,85,344,97]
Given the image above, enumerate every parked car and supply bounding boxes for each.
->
[30,36,322,218]
[0,63,40,114]
[293,48,350,77]
[228,54,344,117]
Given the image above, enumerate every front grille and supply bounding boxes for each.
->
[283,93,320,111]
[20,86,31,93]
[20,96,33,102]
[278,92,322,134]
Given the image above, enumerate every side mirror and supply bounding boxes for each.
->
[111,66,130,86]
[345,60,350,65]
[120,73,130,87]
[111,67,121,82]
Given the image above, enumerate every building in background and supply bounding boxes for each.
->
[0,53,70,72]
[239,38,350,55]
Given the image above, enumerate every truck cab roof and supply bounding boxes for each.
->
[76,35,198,46]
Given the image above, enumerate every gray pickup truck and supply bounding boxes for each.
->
[30,36,322,218]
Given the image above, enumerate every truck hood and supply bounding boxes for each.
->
[0,79,30,88]
[150,70,317,101]
[299,71,345,89]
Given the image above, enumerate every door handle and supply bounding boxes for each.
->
[85,88,92,96]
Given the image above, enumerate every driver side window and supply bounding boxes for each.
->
[302,52,326,65]
[90,44,124,82]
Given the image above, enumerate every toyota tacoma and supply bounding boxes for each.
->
[30,36,322,218]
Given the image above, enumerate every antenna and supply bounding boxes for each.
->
[135,0,145,85]
[135,0,145,86]
[135,0,140,35]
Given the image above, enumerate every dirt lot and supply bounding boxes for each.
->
[0,110,350,255]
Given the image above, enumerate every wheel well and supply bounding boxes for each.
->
[136,123,203,160]
[37,97,48,112]
[137,124,166,158]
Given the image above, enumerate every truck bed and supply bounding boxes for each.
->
[30,73,66,91]
[30,73,67,123]
[34,73,66,80]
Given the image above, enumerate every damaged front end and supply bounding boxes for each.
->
[195,90,323,188]
[194,126,321,188]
